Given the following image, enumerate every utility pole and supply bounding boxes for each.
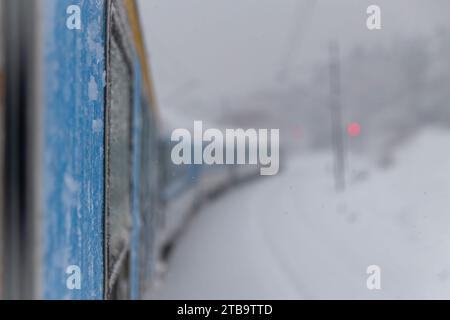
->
[277,0,316,83]
[329,41,346,192]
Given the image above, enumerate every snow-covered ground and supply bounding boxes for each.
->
[152,129,450,299]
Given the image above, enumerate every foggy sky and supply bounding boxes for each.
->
[138,0,450,110]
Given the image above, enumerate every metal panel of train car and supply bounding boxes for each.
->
[131,57,142,300]
[105,0,134,299]
[139,95,158,295]
[42,0,106,299]
[124,0,161,294]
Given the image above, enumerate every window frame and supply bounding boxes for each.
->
[104,0,136,300]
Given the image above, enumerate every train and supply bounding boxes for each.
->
[0,0,260,300]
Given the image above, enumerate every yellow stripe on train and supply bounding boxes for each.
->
[124,0,159,115]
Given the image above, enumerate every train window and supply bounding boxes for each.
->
[105,2,134,300]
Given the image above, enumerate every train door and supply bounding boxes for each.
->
[1,0,39,300]
[138,96,157,296]
[105,0,135,299]
[0,0,4,300]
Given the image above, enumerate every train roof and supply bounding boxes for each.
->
[123,0,159,116]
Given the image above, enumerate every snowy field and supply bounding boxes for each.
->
[151,129,450,300]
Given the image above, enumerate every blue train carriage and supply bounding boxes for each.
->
[0,0,160,300]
